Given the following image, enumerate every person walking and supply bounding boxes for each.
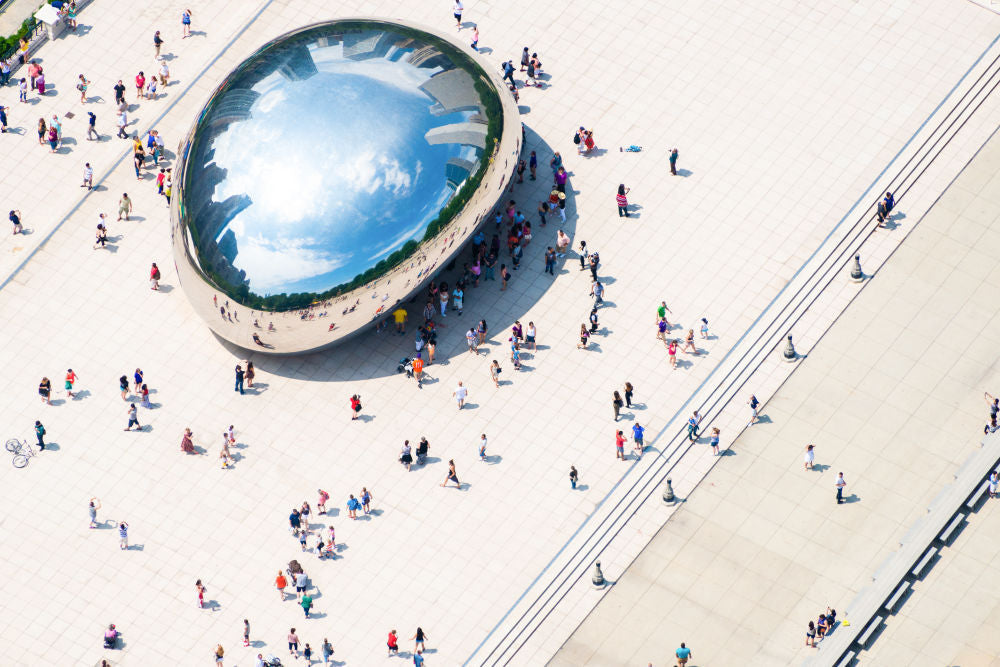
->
[441,459,461,488]
[300,592,313,618]
[361,487,373,514]
[65,368,79,398]
[117,109,128,139]
[989,472,998,499]
[669,148,679,176]
[196,579,206,608]
[569,465,578,489]
[806,620,817,647]
[748,394,760,424]
[624,382,634,408]
[118,521,129,550]
[577,324,590,350]
[322,638,335,664]
[835,473,846,504]
[590,280,604,306]
[470,26,479,51]
[34,420,45,450]
[589,308,600,334]
[149,263,160,290]
[453,381,468,408]
[675,642,692,666]
[287,628,300,659]
[501,59,515,86]
[9,209,22,234]
[478,433,488,462]
[578,240,588,270]
[181,8,193,37]
[88,497,101,528]
[86,111,98,141]
[453,0,463,29]
[804,444,815,470]
[613,391,624,421]
[234,364,245,394]
[275,570,288,600]
[214,645,224,666]
[667,339,678,369]
[387,629,399,656]
[77,74,89,103]
[242,619,250,647]
[154,30,164,58]
[686,413,699,441]
[124,404,140,431]
[616,184,630,217]
[490,360,501,388]
[466,327,479,354]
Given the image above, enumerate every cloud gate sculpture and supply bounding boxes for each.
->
[171,18,521,354]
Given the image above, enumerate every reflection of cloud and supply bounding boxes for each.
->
[256,86,287,113]
[234,235,350,292]
[367,218,427,260]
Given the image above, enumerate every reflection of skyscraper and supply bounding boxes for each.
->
[445,157,475,192]
[407,45,450,70]
[425,121,488,149]
[277,42,318,80]
[207,89,261,134]
[342,31,395,61]
[420,68,482,115]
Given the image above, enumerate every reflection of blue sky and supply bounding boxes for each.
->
[204,37,482,296]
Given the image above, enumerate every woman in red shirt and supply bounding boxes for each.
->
[350,394,361,420]
[616,184,630,217]
[135,71,146,99]
[615,430,626,460]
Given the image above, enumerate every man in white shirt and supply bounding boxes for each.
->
[453,381,468,409]
[835,473,846,504]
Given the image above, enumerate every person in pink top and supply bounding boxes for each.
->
[616,184,630,217]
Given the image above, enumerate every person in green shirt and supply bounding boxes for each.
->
[34,420,46,450]
[301,594,313,618]
[657,300,672,323]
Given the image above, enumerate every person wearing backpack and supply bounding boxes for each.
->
[34,420,46,450]
[502,60,515,87]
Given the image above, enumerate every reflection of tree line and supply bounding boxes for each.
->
[191,22,503,311]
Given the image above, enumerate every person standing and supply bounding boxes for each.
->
[590,280,604,306]
[196,579,206,608]
[181,9,192,38]
[119,375,129,400]
[989,472,998,499]
[113,79,126,105]
[245,361,255,388]
[150,263,160,290]
[615,430,626,460]
[441,459,460,488]
[748,394,760,425]
[77,74,89,103]
[275,570,288,600]
[578,240,588,270]
[466,327,478,354]
[616,184,630,217]
[234,364,245,394]
[687,414,699,441]
[154,30,164,58]
[569,465,578,489]
[118,521,129,550]
[453,0,463,29]
[804,444,815,470]
[589,308,599,334]
[502,60,515,87]
[479,433,488,462]
[613,391,623,421]
[624,382,634,408]
[38,376,51,404]
[835,473,846,504]
[470,26,479,51]
[632,422,644,457]
[242,619,250,647]
[710,428,720,455]
[34,420,45,450]
[10,209,22,234]
[118,193,133,221]
[413,650,425,666]
[411,627,428,653]
[88,497,101,528]
[669,148,679,176]
[577,324,590,350]
[393,306,407,333]
[117,109,128,139]
[453,381,467,408]
[544,246,556,275]
[490,360,501,387]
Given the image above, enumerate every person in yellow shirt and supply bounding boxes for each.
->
[392,307,407,334]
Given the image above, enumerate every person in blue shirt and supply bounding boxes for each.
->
[413,649,425,666]
[631,423,644,457]
[676,642,692,665]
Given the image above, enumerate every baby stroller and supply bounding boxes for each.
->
[262,655,283,666]
[286,559,304,578]
[103,624,119,649]
[397,357,413,377]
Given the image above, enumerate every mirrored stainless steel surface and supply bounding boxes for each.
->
[171,18,521,354]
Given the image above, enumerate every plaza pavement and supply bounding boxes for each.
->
[1,0,1000,665]
[552,120,1000,665]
